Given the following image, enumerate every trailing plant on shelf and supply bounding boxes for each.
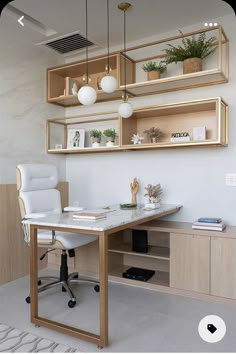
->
[144,127,162,143]
[144,183,162,205]
[142,61,167,80]
[163,31,217,74]
[90,129,102,147]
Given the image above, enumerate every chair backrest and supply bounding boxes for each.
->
[16,164,62,219]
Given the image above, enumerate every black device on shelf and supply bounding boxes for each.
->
[132,229,148,253]
[122,267,155,282]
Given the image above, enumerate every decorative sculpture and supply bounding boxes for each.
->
[130,177,139,205]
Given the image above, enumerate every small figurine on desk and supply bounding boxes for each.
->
[130,177,139,205]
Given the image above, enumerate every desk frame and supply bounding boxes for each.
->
[29,208,180,348]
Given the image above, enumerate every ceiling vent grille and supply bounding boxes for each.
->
[44,33,94,54]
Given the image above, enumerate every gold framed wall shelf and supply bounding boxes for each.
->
[46,97,228,154]
[47,26,228,107]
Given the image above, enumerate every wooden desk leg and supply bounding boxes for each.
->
[99,232,108,348]
[30,225,38,322]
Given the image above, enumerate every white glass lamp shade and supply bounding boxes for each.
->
[77,85,97,105]
[100,75,118,93]
[118,101,133,118]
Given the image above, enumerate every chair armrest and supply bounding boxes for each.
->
[24,213,48,219]
[21,213,56,245]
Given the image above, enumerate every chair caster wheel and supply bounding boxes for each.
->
[94,285,100,293]
[62,286,67,292]
[25,296,31,304]
[68,300,76,308]
[38,280,42,286]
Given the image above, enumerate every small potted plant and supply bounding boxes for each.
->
[103,128,118,147]
[144,183,162,209]
[90,129,102,148]
[163,31,217,74]
[144,127,162,144]
[142,61,167,80]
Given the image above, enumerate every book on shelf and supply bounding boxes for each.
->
[170,136,190,143]
[193,221,224,227]
[72,212,107,220]
[192,224,226,231]
[197,217,222,223]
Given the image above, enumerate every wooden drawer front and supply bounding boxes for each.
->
[211,238,236,299]
[170,233,210,294]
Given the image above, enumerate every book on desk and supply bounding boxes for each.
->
[192,217,226,231]
[72,212,107,220]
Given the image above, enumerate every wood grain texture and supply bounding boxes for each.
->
[0,182,68,285]
[170,233,210,294]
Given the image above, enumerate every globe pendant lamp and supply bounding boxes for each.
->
[101,0,118,93]
[118,2,133,118]
[78,0,97,105]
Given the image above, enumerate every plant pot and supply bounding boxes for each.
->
[144,202,161,209]
[92,142,101,148]
[183,58,202,74]
[106,141,115,147]
[151,137,158,144]
[91,137,101,148]
[147,70,160,81]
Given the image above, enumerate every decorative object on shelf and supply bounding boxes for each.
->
[101,0,118,93]
[90,129,102,147]
[67,129,85,149]
[144,126,162,143]
[131,134,144,144]
[120,203,137,209]
[118,2,133,118]
[144,183,162,209]
[142,61,167,81]
[170,132,190,142]
[55,144,63,150]
[77,0,97,105]
[72,82,78,95]
[130,177,139,205]
[103,128,118,147]
[193,126,206,141]
[163,31,217,74]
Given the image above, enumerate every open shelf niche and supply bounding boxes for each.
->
[47,97,228,154]
[47,26,228,107]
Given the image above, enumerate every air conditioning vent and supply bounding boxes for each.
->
[44,33,94,54]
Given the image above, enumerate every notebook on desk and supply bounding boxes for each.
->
[72,212,107,220]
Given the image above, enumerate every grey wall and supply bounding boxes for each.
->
[65,13,236,225]
[0,16,65,183]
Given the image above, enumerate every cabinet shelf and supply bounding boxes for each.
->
[47,26,228,107]
[109,265,169,288]
[108,244,170,260]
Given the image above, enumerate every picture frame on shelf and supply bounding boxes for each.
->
[67,129,85,149]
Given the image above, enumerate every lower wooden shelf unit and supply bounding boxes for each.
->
[46,97,228,153]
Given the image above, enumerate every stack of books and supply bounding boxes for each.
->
[72,212,107,221]
[192,217,226,231]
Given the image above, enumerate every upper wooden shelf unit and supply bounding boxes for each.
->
[47,26,229,107]
[46,97,228,153]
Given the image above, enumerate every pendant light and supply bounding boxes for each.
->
[118,2,133,118]
[78,0,97,105]
[100,0,118,93]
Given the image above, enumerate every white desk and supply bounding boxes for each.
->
[23,203,182,348]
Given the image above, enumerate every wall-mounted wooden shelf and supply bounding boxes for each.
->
[46,97,228,153]
[47,26,228,107]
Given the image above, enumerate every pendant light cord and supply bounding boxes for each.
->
[124,9,127,100]
[86,0,88,85]
[107,0,110,73]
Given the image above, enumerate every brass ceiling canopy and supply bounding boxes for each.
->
[117,2,132,12]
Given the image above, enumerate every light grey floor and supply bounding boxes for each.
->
[0,268,236,352]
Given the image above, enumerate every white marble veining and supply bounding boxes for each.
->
[23,204,182,231]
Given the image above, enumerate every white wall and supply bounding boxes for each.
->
[0,17,65,183]
[65,13,236,225]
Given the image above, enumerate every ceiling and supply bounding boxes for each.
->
[0,0,234,56]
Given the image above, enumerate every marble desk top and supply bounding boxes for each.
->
[22,204,182,232]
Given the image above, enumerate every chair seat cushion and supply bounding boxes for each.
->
[38,230,97,249]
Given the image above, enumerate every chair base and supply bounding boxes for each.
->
[26,272,99,308]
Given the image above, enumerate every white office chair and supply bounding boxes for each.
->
[16,163,99,308]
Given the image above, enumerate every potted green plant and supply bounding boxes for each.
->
[144,127,162,144]
[103,128,118,147]
[90,129,102,148]
[142,61,167,80]
[163,31,217,74]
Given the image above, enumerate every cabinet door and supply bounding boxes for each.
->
[211,238,236,299]
[170,233,210,294]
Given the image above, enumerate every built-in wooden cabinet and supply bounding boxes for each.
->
[170,233,210,294]
[211,238,236,300]
[47,26,228,107]
[46,97,228,154]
